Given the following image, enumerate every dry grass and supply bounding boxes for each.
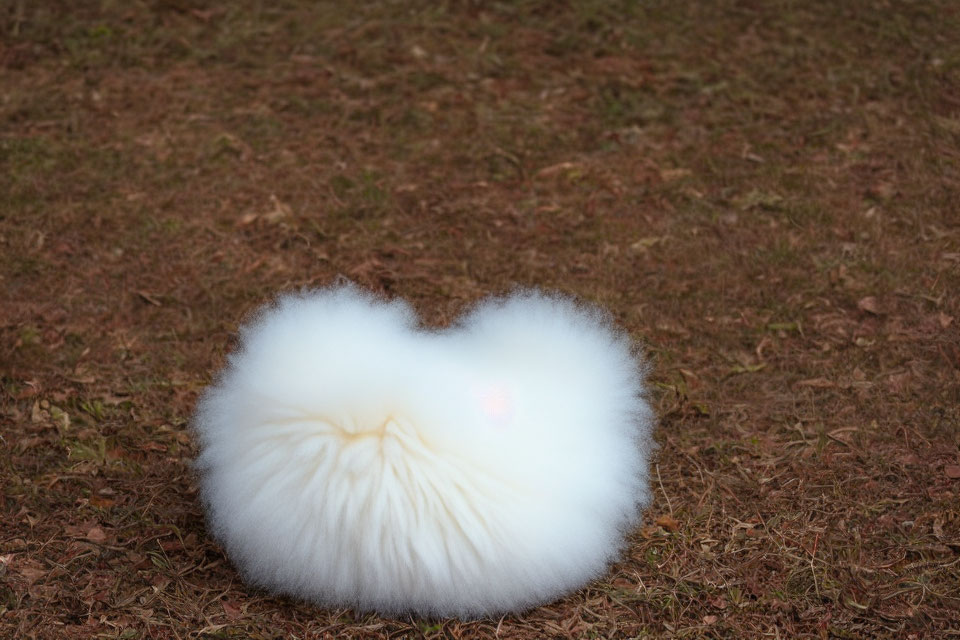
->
[2,1,959,638]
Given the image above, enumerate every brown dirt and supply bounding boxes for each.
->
[2,1,959,638]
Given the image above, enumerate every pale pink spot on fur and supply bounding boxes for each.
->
[478,384,513,425]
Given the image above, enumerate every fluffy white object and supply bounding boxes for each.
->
[193,285,654,618]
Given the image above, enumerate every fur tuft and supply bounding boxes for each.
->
[193,285,655,617]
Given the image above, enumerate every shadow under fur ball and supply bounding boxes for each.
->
[192,285,655,618]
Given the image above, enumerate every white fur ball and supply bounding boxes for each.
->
[193,285,654,617]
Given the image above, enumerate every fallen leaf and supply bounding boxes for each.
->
[89,495,115,508]
[236,212,259,227]
[222,600,242,620]
[86,526,107,543]
[944,465,960,479]
[857,296,881,315]
[939,312,954,329]
[18,566,46,584]
[655,514,680,532]
[639,525,660,539]
[703,615,718,625]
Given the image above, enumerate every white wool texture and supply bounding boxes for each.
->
[193,285,655,618]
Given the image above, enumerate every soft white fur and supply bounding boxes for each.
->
[193,285,654,618]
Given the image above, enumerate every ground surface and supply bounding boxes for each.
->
[2,1,959,638]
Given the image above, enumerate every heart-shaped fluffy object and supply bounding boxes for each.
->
[193,285,654,617]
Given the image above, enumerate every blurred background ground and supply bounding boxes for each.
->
[1,1,959,638]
